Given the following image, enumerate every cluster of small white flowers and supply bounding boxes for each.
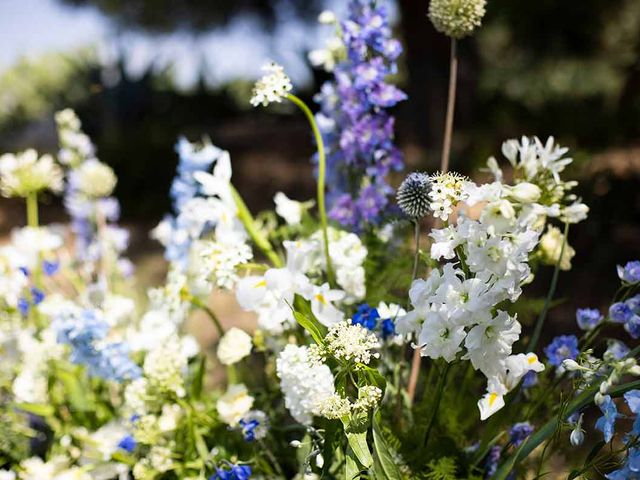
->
[427,172,468,221]
[429,0,487,39]
[250,62,293,107]
[0,149,64,198]
[143,338,188,398]
[200,240,253,289]
[353,386,383,412]
[217,383,255,426]
[55,109,96,167]
[71,159,117,198]
[308,11,344,72]
[314,393,352,420]
[323,321,380,365]
[18,456,92,480]
[276,344,336,425]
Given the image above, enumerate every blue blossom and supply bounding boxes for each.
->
[522,371,538,388]
[42,260,59,276]
[605,447,640,480]
[352,304,380,330]
[17,298,29,316]
[610,302,633,323]
[575,308,602,331]
[625,315,640,339]
[210,464,252,480]
[618,260,640,284]
[509,422,533,447]
[484,445,501,478]
[544,335,579,367]
[381,318,396,339]
[239,418,260,442]
[605,341,630,361]
[596,395,618,443]
[31,287,45,305]
[314,0,406,230]
[117,435,137,453]
[624,390,640,435]
[18,266,29,277]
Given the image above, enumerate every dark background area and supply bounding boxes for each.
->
[0,0,639,342]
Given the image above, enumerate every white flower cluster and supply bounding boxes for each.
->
[250,62,293,107]
[322,321,380,365]
[72,159,117,198]
[276,344,336,425]
[142,339,189,398]
[399,137,588,420]
[199,240,253,290]
[0,149,64,198]
[55,109,96,167]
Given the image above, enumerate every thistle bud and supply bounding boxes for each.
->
[428,0,487,39]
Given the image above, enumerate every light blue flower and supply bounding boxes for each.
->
[576,308,602,331]
[596,395,618,443]
[544,335,579,367]
[618,260,640,284]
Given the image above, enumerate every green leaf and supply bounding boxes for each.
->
[567,470,581,480]
[57,367,93,412]
[292,296,327,344]
[342,413,373,469]
[345,446,363,480]
[14,403,54,417]
[359,365,387,393]
[372,414,401,480]
[585,440,605,465]
[322,419,340,477]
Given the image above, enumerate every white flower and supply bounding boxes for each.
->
[507,182,541,203]
[539,225,575,271]
[560,202,589,224]
[318,10,337,24]
[217,327,253,365]
[477,391,505,421]
[143,339,188,398]
[416,307,466,362]
[311,283,346,327]
[315,394,352,420]
[72,159,117,197]
[324,321,380,364]
[250,62,293,107]
[0,149,64,197]
[158,403,183,432]
[200,240,253,289]
[274,191,303,225]
[217,383,255,426]
[276,344,335,425]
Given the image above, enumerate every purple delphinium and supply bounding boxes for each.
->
[544,335,579,367]
[484,445,501,478]
[575,308,602,331]
[314,0,406,231]
[509,422,533,447]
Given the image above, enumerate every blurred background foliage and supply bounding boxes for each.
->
[0,0,639,331]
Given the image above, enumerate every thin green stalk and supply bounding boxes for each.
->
[493,379,640,480]
[526,222,570,352]
[190,297,225,337]
[286,93,335,286]
[440,38,458,173]
[230,185,283,268]
[26,192,39,227]
[411,220,421,280]
[422,363,452,448]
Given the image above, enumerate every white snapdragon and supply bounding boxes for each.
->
[217,327,253,365]
[276,344,335,425]
[250,62,293,107]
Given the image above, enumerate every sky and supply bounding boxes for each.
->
[0,0,350,90]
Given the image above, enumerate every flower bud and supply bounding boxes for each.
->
[290,440,302,448]
[508,182,541,203]
[570,427,585,447]
[629,365,640,376]
[315,453,325,468]
[428,0,487,39]
[318,10,337,24]
[562,359,581,371]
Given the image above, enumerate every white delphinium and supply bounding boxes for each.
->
[217,327,253,365]
[464,311,522,376]
[200,239,253,290]
[0,149,64,197]
[71,159,117,198]
[250,62,293,107]
[276,344,336,425]
[217,383,255,426]
[143,338,188,398]
[274,191,304,225]
[323,321,380,364]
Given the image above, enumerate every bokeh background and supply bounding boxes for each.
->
[0,0,639,343]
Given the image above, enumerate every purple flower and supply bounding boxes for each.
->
[576,308,602,331]
[596,395,618,443]
[544,335,579,367]
[509,422,533,447]
[618,260,640,284]
[605,341,630,361]
[381,318,396,339]
[522,371,538,388]
[239,418,260,442]
[484,445,501,478]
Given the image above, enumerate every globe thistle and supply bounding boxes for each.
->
[397,172,432,219]
[428,0,487,39]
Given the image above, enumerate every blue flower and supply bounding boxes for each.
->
[239,418,260,442]
[31,287,45,305]
[17,298,29,316]
[522,371,538,388]
[624,390,640,435]
[117,435,137,453]
[618,260,640,284]
[544,335,579,367]
[610,302,633,323]
[595,395,618,443]
[605,341,630,361]
[484,445,501,477]
[210,464,252,480]
[624,314,640,339]
[605,447,640,479]
[380,318,395,339]
[352,304,380,330]
[575,308,602,331]
[509,422,533,447]
[42,260,60,276]
[18,266,29,277]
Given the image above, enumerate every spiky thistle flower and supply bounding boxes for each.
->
[397,172,431,219]
[428,0,487,39]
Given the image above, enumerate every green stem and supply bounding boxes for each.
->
[286,93,335,286]
[526,222,570,352]
[411,220,421,281]
[230,185,283,268]
[422,362,452,448]
[493,379,640,479]
[26,192,39,228]
[190,297,225,337]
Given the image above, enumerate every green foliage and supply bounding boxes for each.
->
[424,457,459,480]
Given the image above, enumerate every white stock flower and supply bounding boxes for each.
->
[276,344,335,425]
[217,327,253,365]
[217,383,255,426]
[250,62,293,107]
